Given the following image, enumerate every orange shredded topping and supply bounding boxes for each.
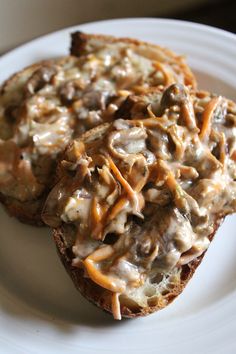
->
[153,61,173,86]
[181,101,197,130]
[107,196,129,221]
[106,154,136,200]
[165,172,178,192]
[83,246,126,293]
[199,97,222,140]
[91,197,102,226]
[111,292,121,320]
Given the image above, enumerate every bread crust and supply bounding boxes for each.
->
[0,63,49,225]
[70,31,197,89]
[53,217,223,318]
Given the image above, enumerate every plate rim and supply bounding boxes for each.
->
[0,17,236,354]
[1,17,236,63]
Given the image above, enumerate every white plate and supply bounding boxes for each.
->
[0,18,236,354]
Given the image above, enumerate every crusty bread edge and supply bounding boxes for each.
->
[52,217,223,318]
[0,57,76,226]
[0,56,76,95]
[70,31,197,89]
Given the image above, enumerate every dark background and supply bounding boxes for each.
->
[168,0,236,33]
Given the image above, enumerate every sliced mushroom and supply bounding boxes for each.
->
[160,84,188,111]
[25,65,58,96]
[59,80,83,104]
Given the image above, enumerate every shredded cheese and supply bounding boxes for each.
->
[111,292,122,320]
[83,246,126,293]
[199,97,222,140]
[107,196,129,221]
[105,154,136,199]
[153,61,173,86]
[181,100,197,131]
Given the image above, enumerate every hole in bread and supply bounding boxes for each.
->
[147,296,158,307]
[161,289,169,296]
[103,233,119,245]
[144,287,156,297]
[120,295,141,312]
[167,283,175,290]
[150,273,164,284]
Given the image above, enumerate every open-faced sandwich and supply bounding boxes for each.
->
[0,33,196,225]
[43,84,236,319]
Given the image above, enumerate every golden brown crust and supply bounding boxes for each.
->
[70,31,197,89]
[53,218,223,318]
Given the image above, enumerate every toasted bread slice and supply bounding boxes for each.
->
[42,84,236,319]
[70,31,196,89]
[0,59,60,225]
[0,33,196,226]
[0,57,77,225]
